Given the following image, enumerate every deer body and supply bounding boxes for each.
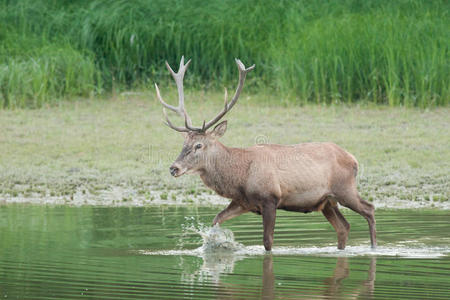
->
[156,57,376,251]
[199,142,355,211]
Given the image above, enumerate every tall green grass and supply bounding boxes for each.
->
[0,29,101,108]
[0,0,448,107]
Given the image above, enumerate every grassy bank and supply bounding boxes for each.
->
[0,0,448,107]
[0,92,448,207]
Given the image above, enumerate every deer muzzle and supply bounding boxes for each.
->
[169,165,179,177]
[170,163,187,177]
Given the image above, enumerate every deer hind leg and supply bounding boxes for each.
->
[322,200,350,250]
[338,192,377,249]
[360,197,377,249]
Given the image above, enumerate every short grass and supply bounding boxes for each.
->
[0,91,448,205]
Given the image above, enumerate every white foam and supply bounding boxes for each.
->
[139,244,450,259]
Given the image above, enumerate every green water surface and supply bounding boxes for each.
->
[0,205,449,299]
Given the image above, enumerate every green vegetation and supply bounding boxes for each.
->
[1,0,448,108]
[0,94,448,205]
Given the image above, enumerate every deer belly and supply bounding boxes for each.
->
[279,188,331,212]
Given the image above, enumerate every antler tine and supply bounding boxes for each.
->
[155,83,178,112]
[202,58,255,131]
[162,108,190,132]
[164,56,193,122]
[223,87,228,108]
[181,111,208,131]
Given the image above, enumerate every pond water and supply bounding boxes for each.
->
[1,205,449,299]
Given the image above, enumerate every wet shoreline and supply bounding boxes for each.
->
[1,189,449,209]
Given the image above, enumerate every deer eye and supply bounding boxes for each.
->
[194,143,202,150]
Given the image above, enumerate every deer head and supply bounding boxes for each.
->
[155,56,254,177]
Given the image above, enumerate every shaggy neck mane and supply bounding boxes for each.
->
[199,141,250,199]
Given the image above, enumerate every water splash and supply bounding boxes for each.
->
[171,220,245,283]
[198,225,244,252]
[178,217,243,253]
[140,217,450,259]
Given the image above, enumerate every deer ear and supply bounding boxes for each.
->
[211,120,227,138]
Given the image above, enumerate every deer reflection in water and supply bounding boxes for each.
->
[259,255,376,299]
[321,256,376,299]
[181,253,376,299]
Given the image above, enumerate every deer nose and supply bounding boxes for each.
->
[169,166,179,176]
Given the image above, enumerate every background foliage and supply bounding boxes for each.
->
[0,0,448,107]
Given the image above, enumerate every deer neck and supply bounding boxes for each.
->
[199,141,249,199]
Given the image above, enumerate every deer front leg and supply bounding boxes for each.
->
[212,201,248,226]
[262,201,277,251]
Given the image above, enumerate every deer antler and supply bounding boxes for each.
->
[155,57,254,132]
[155,56,194,132]
[202,59,255,131]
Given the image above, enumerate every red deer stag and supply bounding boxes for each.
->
[155,57,376,251]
